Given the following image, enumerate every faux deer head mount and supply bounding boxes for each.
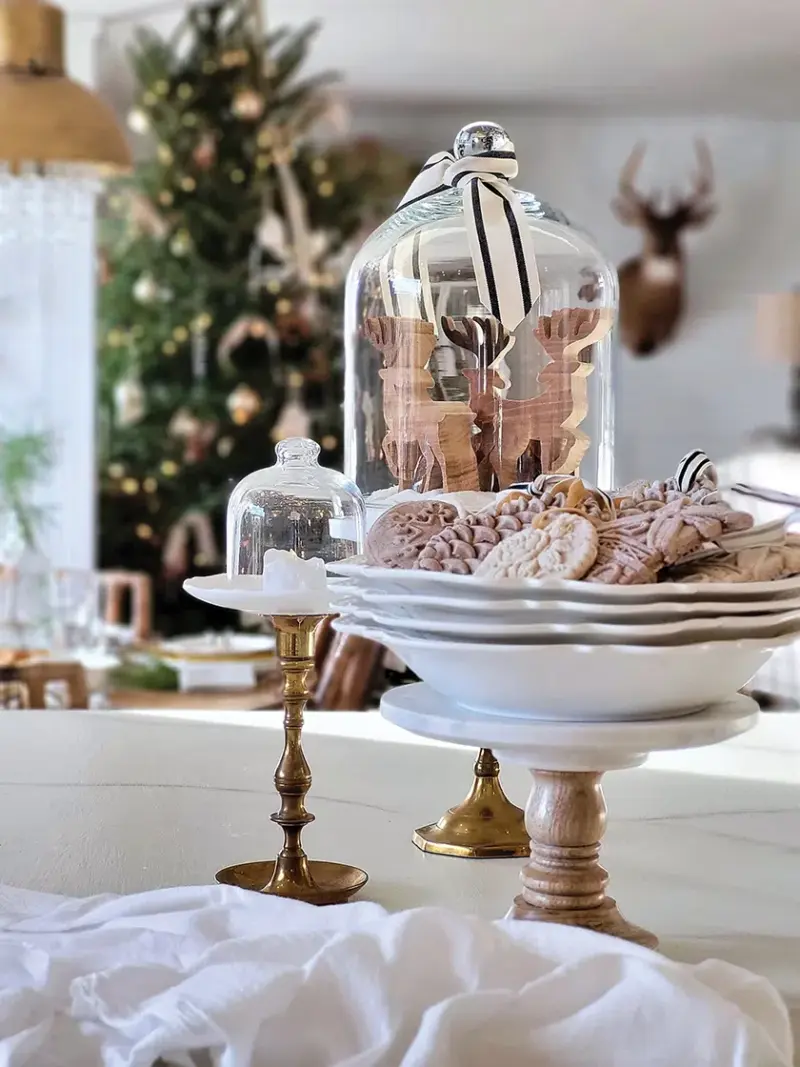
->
[613,141,715,356]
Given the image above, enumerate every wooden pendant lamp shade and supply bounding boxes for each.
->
[0,0,131,171]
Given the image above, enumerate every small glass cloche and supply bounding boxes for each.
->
[344,121,618,506]
[226,437,365,577]
[184,439,365,616]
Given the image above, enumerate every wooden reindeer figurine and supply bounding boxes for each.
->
[365,316,478,491]
[613,140,715,356]
[440,316,511,490]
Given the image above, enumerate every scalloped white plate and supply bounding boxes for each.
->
[328,558,800,603]
[329,583,800,621]
[330,602,800,643]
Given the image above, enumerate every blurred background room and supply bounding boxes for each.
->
[1,0,799,711]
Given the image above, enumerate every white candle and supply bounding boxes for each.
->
[261,550,331,615]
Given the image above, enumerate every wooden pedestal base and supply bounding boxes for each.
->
[509,769,658,949]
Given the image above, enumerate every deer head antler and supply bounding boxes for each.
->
[671,139,715,228]
[612,142,651,226]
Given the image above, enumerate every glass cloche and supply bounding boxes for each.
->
[344,121,618,505]
[226,437,365,577]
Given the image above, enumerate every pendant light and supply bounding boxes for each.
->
[0,0,131,171]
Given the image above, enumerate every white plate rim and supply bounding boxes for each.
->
[327,559,800,601]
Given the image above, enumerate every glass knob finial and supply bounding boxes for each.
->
[454,122,512,158]
[275,437,321,465]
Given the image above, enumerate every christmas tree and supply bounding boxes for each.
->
[98,0,413,636]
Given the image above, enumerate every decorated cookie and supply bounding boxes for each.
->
[366,500,458,569]
[584,512,662,585]
[646,498,753,565]
[667,542,798,584]
[476,512,599,581]
[415,513,525,575]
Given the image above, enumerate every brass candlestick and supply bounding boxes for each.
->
[413,748,530,858]
[216,614,368,904]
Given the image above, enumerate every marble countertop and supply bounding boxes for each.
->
[0,706,798,1053]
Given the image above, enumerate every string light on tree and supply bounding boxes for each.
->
[158,190,174,207]
[177,83,193,101]
[108,463,125,479]
[121,477,140,495]
[143,477,158,493]
[127,108,149,134]
[232,88,265,121]
[157,143,174,165]
[160,460,179,478]
[136,524,154,540]
[133,272,160,305]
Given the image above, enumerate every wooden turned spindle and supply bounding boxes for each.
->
[510,769,658,949]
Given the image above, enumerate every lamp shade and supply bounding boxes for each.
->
[756,292,800,365]
[0,0,131,172]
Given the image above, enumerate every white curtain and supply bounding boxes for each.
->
[0,167,99,568]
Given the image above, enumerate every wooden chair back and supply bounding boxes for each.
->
[20,661,88,709]
[99,571,153,643]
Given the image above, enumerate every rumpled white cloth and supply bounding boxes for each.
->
[0,882,791,1067]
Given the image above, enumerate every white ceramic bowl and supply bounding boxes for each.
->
[330,583,800,624]
[331,620,790,720]
[330,601,800,645]
[328,559,800,603]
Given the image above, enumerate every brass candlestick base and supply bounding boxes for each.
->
[508,769,657,948]
[215,614,367,905]
[413,748,530,859]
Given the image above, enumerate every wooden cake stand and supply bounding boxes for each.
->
[380,683,759,950]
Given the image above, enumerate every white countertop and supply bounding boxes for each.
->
[0,706,798,1051]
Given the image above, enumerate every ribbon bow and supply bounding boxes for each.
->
[379,140,540,333]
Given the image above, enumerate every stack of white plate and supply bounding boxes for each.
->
[327,561,800,722]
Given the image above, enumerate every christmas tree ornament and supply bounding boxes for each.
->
[227,384,262,425]
[192,132,217,170]
[127,193,169,239]
[221,48,249,69]
[114,373,146,428]
[127,108,150,134]
[162,510,219,580]
[232,88,265,121]
[168,409,218,464]
[132,272,160,305]
[170,230,192,256]
[271,372,311,442]
[217,315,278,372]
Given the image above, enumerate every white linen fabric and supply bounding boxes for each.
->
[0,882,791,1067]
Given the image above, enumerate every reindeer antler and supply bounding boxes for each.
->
[440,315,510,360]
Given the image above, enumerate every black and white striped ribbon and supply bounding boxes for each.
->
[674,450,718,493]
[379,141,540,333]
